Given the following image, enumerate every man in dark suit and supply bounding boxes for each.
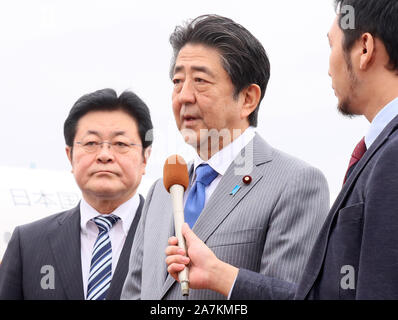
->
[165,0,398,299]
[0,88,153,300]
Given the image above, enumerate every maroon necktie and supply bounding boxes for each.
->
[343,137,367,184]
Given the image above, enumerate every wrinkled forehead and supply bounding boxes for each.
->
[172,43,225,75]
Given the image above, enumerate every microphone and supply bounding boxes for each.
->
[163,154,190,296]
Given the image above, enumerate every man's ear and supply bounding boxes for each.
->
[240,84,261,121]
[66,146,74,173]
[141,146,152,175]
[359,32,375,70]
[144,146,152,163]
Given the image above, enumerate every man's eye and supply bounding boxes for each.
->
[114,142,128,147]
[195,78,209,86]
[173,78,181,85]
[84,141,99,146]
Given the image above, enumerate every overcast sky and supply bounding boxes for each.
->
[0,0,370,202]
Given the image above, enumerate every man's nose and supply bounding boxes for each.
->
[96,142,115,162]
[178,79,196,105]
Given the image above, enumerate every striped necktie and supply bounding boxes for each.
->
[86,214,120,300]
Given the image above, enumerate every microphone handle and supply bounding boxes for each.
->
[169,184,190,296]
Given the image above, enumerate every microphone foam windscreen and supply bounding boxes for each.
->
[163,154,189,192]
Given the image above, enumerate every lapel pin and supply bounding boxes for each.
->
[242,175,252,185]
[230,185,241,196]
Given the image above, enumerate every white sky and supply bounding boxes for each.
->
[0,0,370,203]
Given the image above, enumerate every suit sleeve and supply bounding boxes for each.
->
[230,268,297,300]
[0,227,23,299]
[356,140,398,299]
[231,166,329,299]
[259,166,330,284]
[120,180,157,300]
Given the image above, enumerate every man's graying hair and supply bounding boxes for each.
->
[169,14,271,127]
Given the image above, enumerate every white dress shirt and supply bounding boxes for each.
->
[182,126,255,299]
[80,194,140,299]
[365,97,398,149]
[183,126,256,207]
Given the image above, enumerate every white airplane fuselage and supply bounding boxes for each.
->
[0,166,152,260]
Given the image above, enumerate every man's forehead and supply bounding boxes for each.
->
[173,44,223,74]
[77,110,136,124]
[75,110,138,135]
[329,16,341,37]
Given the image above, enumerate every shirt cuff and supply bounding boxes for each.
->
[227,273,238,300]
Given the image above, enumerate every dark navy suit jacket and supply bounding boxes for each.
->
[0,195,144,300]
[231,115,398,300]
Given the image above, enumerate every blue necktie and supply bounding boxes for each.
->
[184,164,218,228]
[86,214,120,300]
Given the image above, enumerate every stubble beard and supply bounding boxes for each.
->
[337,53,360,118]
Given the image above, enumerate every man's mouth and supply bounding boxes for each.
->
[93,170,117,176]
[182,115,200,125]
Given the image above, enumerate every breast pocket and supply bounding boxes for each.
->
[334,202,364,299]
[207,228,265,270]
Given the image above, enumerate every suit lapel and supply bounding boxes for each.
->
[194,134,272,243]
[48,205,84,300]
[297,115,398,299]
[161,134,273,298]
[107,195,145,300]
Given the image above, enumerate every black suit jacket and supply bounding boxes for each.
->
[0,195,144,300]
[231,114,398,300]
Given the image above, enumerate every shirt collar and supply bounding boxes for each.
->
[365,97,398,149]
[192,126,256,176]
[80,193,140,236]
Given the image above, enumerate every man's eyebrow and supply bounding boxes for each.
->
[86,130,100,136]
[84,130,127,137]
[173,65,184,75]
[173,65,215,78]
[191,66,215,77]
[112,131,127,137]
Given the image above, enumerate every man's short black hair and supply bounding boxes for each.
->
[169,14,271,127]
[335,0,398,73]
[64,88,153,151]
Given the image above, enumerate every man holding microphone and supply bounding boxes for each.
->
[166,0,398,300]
[122,14,329,300]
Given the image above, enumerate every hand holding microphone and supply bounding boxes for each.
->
[163,154,190,296]
[163,155,239,297]
[165,219,240,297]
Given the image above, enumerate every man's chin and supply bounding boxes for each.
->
[93,192,121,201]
[84,185,125,200]
[180,129,200,148]
[337,100,357,118]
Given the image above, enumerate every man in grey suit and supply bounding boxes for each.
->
[0,88,152,299]
[121,14,329,300]
[166,0,398,300]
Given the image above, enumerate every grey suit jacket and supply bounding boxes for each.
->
[121,134,329,300]
[0,195,144,300]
